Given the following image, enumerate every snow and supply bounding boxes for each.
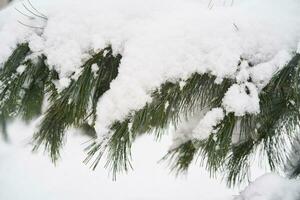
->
[1,121,299,200]
[53,77,71,92]
[236,173,300,200]
[193,108,224,140]
[0,120,235,200]
[16,64,26,74]
[91,63,99,76]
[235,60,250,84]
[170,113,204,150]
[249,50,292,89]
[222,83,260,116]
[0,0,299,138]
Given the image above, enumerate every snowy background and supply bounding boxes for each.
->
[0,120,235,200]
[1,122,300,200]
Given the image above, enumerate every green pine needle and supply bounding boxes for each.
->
[163,53,300,186]
[0,43,30,138]
[86,73,233,176]
[33,47,121,162]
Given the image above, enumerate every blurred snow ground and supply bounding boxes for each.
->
[0,120,259,200]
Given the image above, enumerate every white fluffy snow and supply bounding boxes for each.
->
[193,108,224,140]
[0,0,299,138]
[0,120,235,200]
[94,0,300,136]
[222,83,260,116]
[1,121,299,200]
[236,173,300,200]
[16,64,26,74]
[249,50,292,89]
[170,111,207,150]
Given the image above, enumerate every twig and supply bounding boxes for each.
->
[27,0,47,18]
[208,0,213,8]
[22,3,47,20]
[233,23,239,32]
[17,20,44,29]
[15,8,35,20]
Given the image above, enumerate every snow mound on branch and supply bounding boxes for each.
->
[236,173,300,200]
[0,0,299,136]
[249,50,292,89]
[222,83,260,116]
[193,108,224,140]
[170,109,209,149]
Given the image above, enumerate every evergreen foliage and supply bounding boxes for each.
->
[0,43,30,139]
[162,53,300,186]
[85,73,232,177]
[33,47,122,162]
[0,42,300,186]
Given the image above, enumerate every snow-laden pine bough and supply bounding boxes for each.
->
[0,0,300,187]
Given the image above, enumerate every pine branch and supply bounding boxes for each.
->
[19,55,50,121]
[223,53,299,185]
[0,55,50,122]
[161,140,198,174]
[0,43,30,138]
[86,73,233,176]
[163,53,300,186]
[33,47,121,162]
[201,113,236,173]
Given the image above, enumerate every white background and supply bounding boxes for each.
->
[0,121,237,200]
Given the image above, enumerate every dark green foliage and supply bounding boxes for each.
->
[33,47,121,162]
[0,47,52,138]
[19,56,50,121]
[286,136,300,178]
[281,54,300,178]
[201,113,236,173]
[257,54,300,171]
[153,53,300,186]
[0,43,30,139]
[162,140,198,174]
[86,73,233,176]
[0,44,30,73]
[0,44,121,162]
[0,44,55,142]
[0,114,7,141]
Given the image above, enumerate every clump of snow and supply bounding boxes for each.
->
[249,50,292,89]
[16,64,26,74]
[222,83,260,116]
[170,111,207,150]
[235,173,300,200]
[0,0,299,137]
[170,122,195,151]
[171,108,224,147]
[236,61,250,83]
[52,77,71,92]
[193,108,224,140]
[179,80,186,90]
[91,64,99,77]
